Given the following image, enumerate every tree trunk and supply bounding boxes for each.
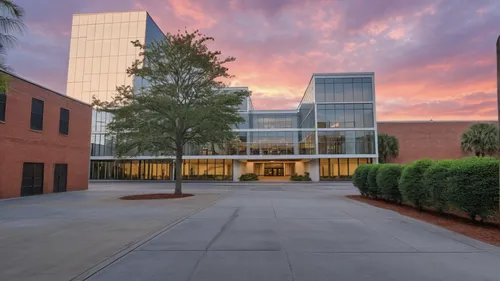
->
[174,148,183,194]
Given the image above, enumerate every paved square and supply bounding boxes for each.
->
[86,182,500,281]
[2,181,499,281]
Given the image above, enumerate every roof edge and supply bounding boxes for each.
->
[1,70,92,107]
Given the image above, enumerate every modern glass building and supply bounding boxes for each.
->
[66,12,378,181]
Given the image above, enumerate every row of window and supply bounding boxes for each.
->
[234,113,298,129]
[253,115,295,129]
[89,158,375,181]
[0,94,70,135]
[91,129,376,157]
[320,158,374,179]
[315,81,373,103]
[317,104,374,128]
[318,131,375,154]
[89,159,234,180]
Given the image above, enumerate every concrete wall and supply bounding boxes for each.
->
[377,121,497,164]
[0,73,92,198]
[306,159,320,182]
[295,162,305,175]
[246,162,254,174]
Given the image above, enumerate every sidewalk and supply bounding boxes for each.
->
[0,189,224,281]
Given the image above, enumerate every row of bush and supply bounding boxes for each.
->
[182,175,232,180]
[239,173,259,181]
[290,172,312,181]
[320,175,352,181]
[353,158,499,221]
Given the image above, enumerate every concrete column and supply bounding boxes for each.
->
[309,159,320,182]
[170,162,175,181]
[233,160,240,182]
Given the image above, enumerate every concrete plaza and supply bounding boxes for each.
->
[1,181,499,280]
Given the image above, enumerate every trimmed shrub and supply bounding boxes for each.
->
[353,164,373,196]
[239,173,259,181]
[447,157,499,221]
[290,172,312,181]
[398,159,433,210]
[376,164,403,202]
[367,165,382,198]
[423,160,453,213]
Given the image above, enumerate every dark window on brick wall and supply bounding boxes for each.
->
[30,98,44,131]
[59,108,69,135]
[0,93,6,122]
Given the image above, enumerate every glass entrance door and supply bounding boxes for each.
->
[263,163,285,176]
[264,168,284,176]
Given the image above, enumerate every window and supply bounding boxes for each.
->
[0,92,6,122]
[30,98,44,131]
[59,108,70,135]
[318,131,375,154]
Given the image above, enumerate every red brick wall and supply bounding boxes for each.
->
[377,121,497,164]
[0,74,92,198]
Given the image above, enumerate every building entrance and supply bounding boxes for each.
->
[264,167,284,176]
[263,163,285,177]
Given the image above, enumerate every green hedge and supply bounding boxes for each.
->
[353,157,499,222]
[447,158,499,220]
[353,164,373,196]
[290,172,312,181]
[367,165,382,198]
[423,160,453,213]
[377,164,403,202]
[398,159,433,210]
[239,173,259,181]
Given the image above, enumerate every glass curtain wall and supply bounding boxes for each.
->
[184,133,248,156]
[251,114,296,129]
[249,131,295,155]
[298,79,315,129]
[319,158,373,180]
[68,12,149,104]
[182,159,233,180]
[315,77,373,103]
[90,159,233,180]
[90,160,172,180]
[317,104,374,128]
[318,131,375,154]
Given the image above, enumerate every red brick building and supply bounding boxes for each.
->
[377,121,497,164]
[0,72,92,199]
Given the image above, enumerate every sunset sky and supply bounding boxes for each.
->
[8,0,500,120]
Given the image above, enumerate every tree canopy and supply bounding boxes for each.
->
[378,133,399,163]
[460,123,498,157]
[0,0,24,71]
[93,30,249,194]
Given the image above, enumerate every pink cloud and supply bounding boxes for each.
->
[7,0,500,121]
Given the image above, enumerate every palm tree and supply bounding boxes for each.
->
[461,123,499,157]
[378,133,399,163]
[0,0,24,71]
